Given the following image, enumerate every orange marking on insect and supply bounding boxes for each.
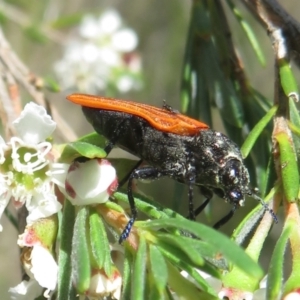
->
[67,93,209,136]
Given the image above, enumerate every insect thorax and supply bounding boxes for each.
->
[187,129,250,205]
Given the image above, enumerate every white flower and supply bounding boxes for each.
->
[65,159,118,205]
[13,102,56,144]
[87,268,122,299]
[283,292,300,300]
[54,9,142,93]
[9,280,42,300]
[0,102,64,231]
[30,245,58,291]
[17,220,58,294]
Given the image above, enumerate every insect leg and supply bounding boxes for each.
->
[118,159,143,187]
[213,203,237,229]
[119,166,164,243]
[188,183,195,220]
[193,198,210,217]
[192,187,214,217]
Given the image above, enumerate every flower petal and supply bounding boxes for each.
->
[112,28,138,52]
[26,192,62,225]
[31,245,58,290]
[0,187,11,231]
[98,10,121,34]
[9,279,42,300]
[13,102,56,144]
[66,159,118,205]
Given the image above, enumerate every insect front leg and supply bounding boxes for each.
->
[118,159,143,187]
[192,187,214,218]
[213,204,237,229]
[119,166,164,243]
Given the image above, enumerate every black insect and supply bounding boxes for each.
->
[67,93,276,242]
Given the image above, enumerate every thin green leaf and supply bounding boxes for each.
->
[155,236,219,280]
[103,200,125,214]
[155,233,205,266]
[223,207,274,291]
[267,223,292,299]
[147,274,163,300]
[71,207,91,293]
[57,200,77,300]
[77,132,107,147]
[0,10,8,25]
[166,261,218,300]
[23,25,47,44]
[275,132,299,202]
[279,59,299,99]
[225,0,265,65]
[132,236,147,299]
[89,208,113,276]
[232,186,277,245]
[283,222,300,295]
[121,247,133,300]
[149,244,168,295]
[51,13,82,29]
[156,241,219,294]
[241,105,277,158]
[60,141,106,163]
[172,236,217,259]
[44,76,61,92]
[140,219,263,278]
[289,98,300,168]
[113,191,171,220]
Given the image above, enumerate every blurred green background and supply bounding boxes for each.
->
[0,0,298,298]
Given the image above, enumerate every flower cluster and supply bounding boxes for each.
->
[3,102,120,299]
[54,9,142,94]
[0,102,63,231]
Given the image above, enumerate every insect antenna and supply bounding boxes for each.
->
[249,191,278,223]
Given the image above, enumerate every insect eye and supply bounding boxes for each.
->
[230,190,243,201]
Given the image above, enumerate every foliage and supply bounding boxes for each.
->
[1,1,300,300]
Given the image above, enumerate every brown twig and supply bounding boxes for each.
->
[242,0,300,67]
[0,26,78,236]
[242,0,297,220]
[0,27,77,141]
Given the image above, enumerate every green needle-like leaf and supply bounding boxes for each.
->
[241,105,277,158]
[267,224,292,299]
[140,219,263,278]
[57,200,77,300]
[132,236,147,299]
[89,208,113,276]
[275,132,299,202]
[149,244,168,296]
[279,59,299,99]
[225,0,266,65]
[166,261,218,300]
[121,247,133,300]
[71,207,91,293]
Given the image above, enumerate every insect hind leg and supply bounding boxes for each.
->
[119,166,164,243]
